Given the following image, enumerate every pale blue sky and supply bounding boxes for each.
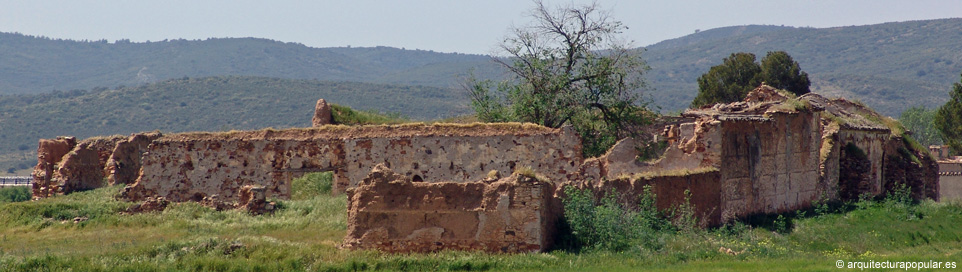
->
[1,0,960,54]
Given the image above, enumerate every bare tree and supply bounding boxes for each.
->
[467,0,651,156]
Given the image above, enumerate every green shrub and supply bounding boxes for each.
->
[561,186,670,252]
[669,189,698,232]
[330,104,407,125]
[0,186,30,203]
[290,172,333,200]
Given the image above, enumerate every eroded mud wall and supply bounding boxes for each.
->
[883,137,939,200]
[33,136,124,197]
[338,130,581,190]
[32,137,77,198]
[598,118,721,180]
[588,169,722,226]
[343,165,555,253]
[105,133,163,185]
[123,124,582,202]
[837,129,889,199]
[123,137,343,202]
[719,112,821,221]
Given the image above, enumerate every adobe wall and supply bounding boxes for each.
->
[32,136,124,197]
[837,129,889,199]
[31,137,77,198]
[585,168,722,226]
[343,165,556,253]
[122,137,343,202]
[817,124,842,201]
[883,137,939,200]
[598,118,721,180]
[939,162,962,201]
[121,123,582,202]
[719,111,821,221]
[105,133,163,185]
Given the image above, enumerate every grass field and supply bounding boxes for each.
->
[0,177,960,271]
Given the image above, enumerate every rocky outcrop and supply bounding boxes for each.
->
[344,164,556,253]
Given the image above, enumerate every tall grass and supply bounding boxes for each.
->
[290,172,333,200]
[0,182,960,271]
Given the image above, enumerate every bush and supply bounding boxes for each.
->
[560,186,670,252]
[0,186,31,203]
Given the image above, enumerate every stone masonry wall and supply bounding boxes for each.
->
[123,137,343,202]
[121,123,582,203]
[343,164,556,253]
[719,111,821,222]
[105,132,163,185]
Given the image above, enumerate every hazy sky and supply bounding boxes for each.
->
[1,0,960,54]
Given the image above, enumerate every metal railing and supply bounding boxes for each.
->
[0,176,32,186]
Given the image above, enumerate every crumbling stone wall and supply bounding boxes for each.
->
[33,136,124,197]
[105,132,163,185]
[32,137,77,198]
[121,123,582,203]
[594,118,721,180]
[719,111,821,221]
[343,164,556,253]
[123,137,343,202]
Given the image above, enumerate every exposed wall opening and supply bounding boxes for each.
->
[291,171,334,200]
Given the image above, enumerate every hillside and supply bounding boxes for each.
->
[643,19,962,114]
[4,18,962,174]
[0,76,470,173]
[3,19,962,117]
[0,34,500,94]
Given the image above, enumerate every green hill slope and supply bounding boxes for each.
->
[5,19,962,117]
[643,19,962,115]
[0,34,499,94]
[0,76,470,173]
[3,18,962,171]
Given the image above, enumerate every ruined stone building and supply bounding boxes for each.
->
[32,86,938,253]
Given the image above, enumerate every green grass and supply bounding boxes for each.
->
[290,172,333,200]
[0,183,961,271]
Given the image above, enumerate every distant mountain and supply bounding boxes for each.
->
[643,19,962,115]
[0,76,471,173]
[0,33,500,94]
[4,19,962,118]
